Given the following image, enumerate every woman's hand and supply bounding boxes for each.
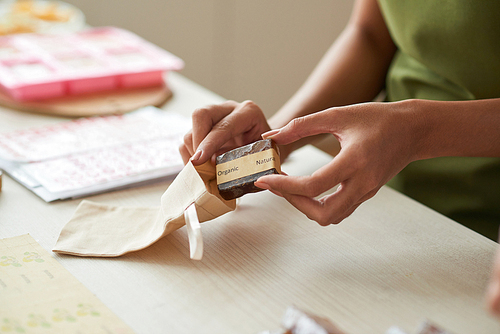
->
[487,245,500,317]
[255,100,423,225]
[180,100,272,165]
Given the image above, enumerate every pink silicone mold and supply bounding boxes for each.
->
[0,27,184,101]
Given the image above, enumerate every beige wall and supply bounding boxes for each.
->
[66,0,354,117]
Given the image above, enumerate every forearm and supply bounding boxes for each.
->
[269,28,392,129]
[268,0,396,154]
[268,23,396,158]
[410,98,500,160]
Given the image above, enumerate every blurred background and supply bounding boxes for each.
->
[64,0,355,117]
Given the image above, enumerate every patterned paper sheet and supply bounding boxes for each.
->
[0,106,191,196]
[0,234,134,334]
[0,106,190,162]
[21,136,183,193]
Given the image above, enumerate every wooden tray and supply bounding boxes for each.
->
[0,85,172,118]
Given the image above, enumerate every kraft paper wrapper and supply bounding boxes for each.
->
[53,162,236,257]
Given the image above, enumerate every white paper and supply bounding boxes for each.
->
[0,106,191,201]
[0,106,190,162]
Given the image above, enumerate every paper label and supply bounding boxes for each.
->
[216,148,280,185]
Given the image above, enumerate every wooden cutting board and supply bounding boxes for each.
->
[0,84,172,117]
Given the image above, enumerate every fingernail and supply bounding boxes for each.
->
[190,150,202,162]
[254,180,270,190]
[262,129,280,139]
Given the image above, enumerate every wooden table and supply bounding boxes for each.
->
[1,73,499,334]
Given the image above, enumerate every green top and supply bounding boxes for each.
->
[378,0,500,239]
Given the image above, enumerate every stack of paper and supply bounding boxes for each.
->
[0,106,191,201]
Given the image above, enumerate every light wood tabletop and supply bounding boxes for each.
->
[1,73,500,334]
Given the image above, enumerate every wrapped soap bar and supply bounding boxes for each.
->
[281,306,345,334]
[257,306,345,334]
[216,139,280,200]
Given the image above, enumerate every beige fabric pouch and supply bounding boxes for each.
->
[53,162,236,257]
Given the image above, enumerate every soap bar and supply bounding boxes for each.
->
[216,139,280,200]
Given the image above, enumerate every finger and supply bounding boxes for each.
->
[262,109,339,145]
[255,149,355,198]
[315,178,370,223]
[195,100,269,164]
[213,141,240,158]
[258,182,283,197]
[336,202,361,224]
[277,191,357,226]
[487,250,500,317]
[269,189,283,197]
[183,131,195,156]
[191,100,239,150]
[357,188,379,203]
[266,172,369,226]
[179,143,191,165]
[487,278,500,317]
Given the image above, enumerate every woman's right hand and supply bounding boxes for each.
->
[179,100,272,166]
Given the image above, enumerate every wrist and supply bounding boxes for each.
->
[402,98,485,160]
[391,99,436,163]
[410,99,435,161]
